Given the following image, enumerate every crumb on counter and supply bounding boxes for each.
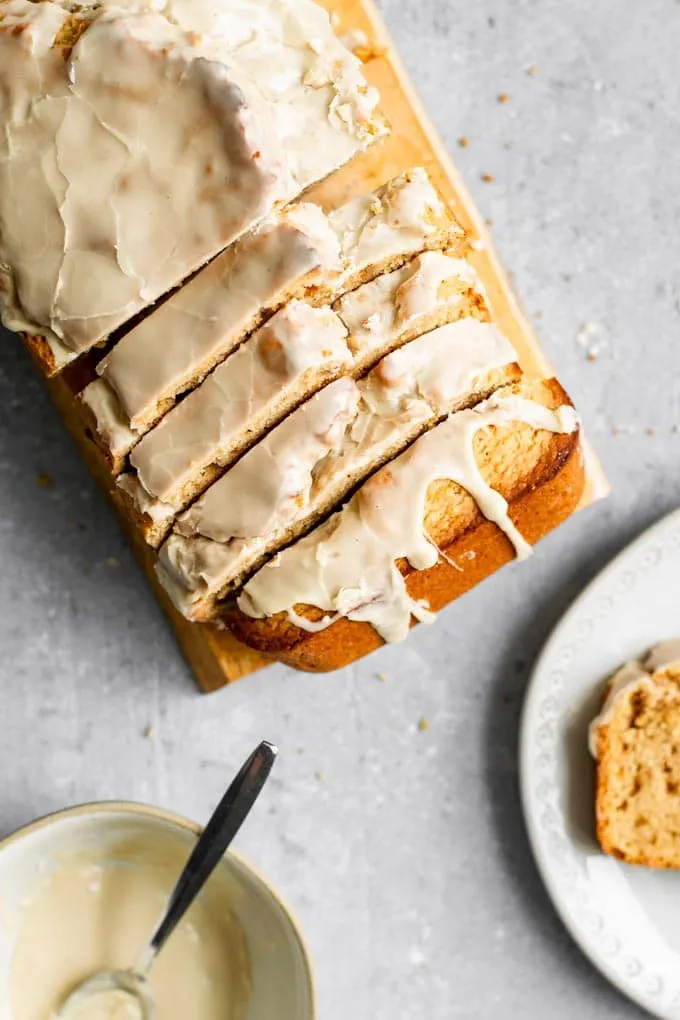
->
[577,321,605,361]
[481,172,495,183]
[417,717,429,732]
[106,556,119,567]
[645,427,656,436]
[37,472,53,488]
[376,671,388,682]
[458,136,470,148]
[315,771,325,782]
[497,93,511,104]
[527,65,540,76]
[143,725,155,739]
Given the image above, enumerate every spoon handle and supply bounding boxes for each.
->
[146,740,278,965]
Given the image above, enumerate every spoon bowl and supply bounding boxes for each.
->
[59,971,153,1020]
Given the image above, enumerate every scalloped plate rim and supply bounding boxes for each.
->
[519,506,680,1020]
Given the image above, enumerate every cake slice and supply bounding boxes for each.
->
[3,0,386,373]
[224,378,583,671]
[115,248,487,546]
[79,168,464,472]
[157,319,521,619]
[591,641,680,868]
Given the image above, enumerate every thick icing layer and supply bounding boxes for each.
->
[236,393,579,643]
[589,640,680,756]
[328,168,461,287]
[157,319,517,616]
[121,253,484,531]
[81,203,343,452]
[0,0,383,363]
[128,300,351,505]
[83,167,457,459]
[5,834,250,1020]
[336,248,482,363]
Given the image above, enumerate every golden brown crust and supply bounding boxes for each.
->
[225,383,585,671]
[23,332,59,377]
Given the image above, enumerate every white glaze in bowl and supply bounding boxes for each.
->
[0,802,315,1020]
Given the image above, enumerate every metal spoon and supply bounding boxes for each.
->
[57,740,278,1020]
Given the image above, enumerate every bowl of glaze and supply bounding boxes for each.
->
[0,801,314,1020]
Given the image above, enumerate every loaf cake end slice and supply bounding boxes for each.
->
[225,378,584,671]
[592,642,680,867]
[5,0,386,373]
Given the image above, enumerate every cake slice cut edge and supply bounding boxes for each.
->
[592,643,680,868]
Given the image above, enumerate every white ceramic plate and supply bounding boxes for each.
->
[520,507,680,1019]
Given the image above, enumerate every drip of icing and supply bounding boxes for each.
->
[237,392,579,643]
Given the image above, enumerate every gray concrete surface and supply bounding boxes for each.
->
[0,1,676,1016]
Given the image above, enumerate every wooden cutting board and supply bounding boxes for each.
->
[31,0,608,692]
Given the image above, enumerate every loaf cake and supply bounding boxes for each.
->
[590,641,680,868]
[2,0,588,675]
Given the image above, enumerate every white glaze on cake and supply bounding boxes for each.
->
[235,394,579,643]
[156,319,517,618]
[0,0,384,364]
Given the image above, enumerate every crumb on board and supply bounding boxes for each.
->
[485,217,493,226]
[458,136,470,148]
[417,717,430,732]
[106,556,119,567]
[37,472,53,488]
[143,725,155,739]
[527,65,540,76]
[376,671,388,682]
[354,43,387,62]
[645,427,656,436]
[315,771,325,782]
[481,172,495,183]
[497,93,511,104]
[586,350,598,362]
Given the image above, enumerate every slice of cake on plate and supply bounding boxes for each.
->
[590,641,680,867]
